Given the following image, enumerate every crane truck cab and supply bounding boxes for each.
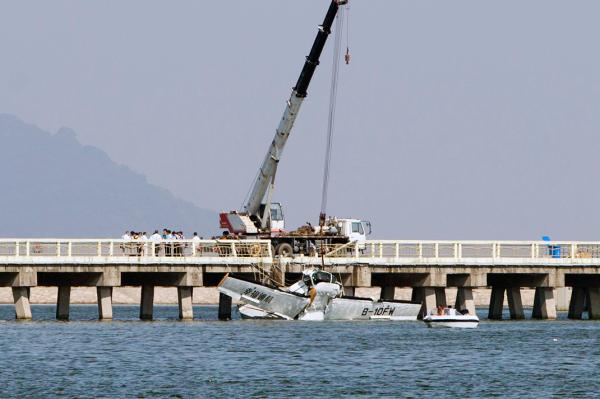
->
[335,218,371,248]
[316,217,371,248]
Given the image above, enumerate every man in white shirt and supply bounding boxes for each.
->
[122,231,131,240]
[192,232,202,256]
[150,230,161,241]
[192,232,201,243]
[149,230,162,256]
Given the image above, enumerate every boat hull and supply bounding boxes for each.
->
[423,315,479,328]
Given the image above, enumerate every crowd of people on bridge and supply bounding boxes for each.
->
[120,229,204,256]
[121,229,204,242]
[117,228,255,257]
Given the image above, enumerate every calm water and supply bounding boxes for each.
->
[0,305,599,398]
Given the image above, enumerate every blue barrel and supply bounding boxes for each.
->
[542,236,561,258]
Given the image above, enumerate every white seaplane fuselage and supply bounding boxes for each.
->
[217,269,421,321]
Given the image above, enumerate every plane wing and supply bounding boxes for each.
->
[218,274,310,320]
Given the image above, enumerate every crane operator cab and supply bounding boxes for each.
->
[257,202,285,233]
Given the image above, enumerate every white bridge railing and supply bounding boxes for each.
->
[0,239,272,258]
[1,239,600,262]
[324,240,600,260]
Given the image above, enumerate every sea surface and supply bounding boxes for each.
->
[0,305,599,398]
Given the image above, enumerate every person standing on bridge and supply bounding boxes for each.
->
[121,231,131,255]
[192,232,202,256]
[162,229,173,256]
[150,230,162,256]
[174,231,184,256]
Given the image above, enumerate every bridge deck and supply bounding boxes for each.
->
[2,239,600,321]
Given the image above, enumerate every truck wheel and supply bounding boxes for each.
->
[276,243,293,257]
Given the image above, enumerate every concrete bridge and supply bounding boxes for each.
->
[1,238,600,321]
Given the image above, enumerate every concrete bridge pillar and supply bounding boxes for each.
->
[352,266,371,288]
[455,287,476,316]
[412,287,436,319]
[140,285,154,320]
[587,288,600,320]
[12,287,32,320]
[271,264,286,287]
[380,286,395,301]
[506,287,525,320]
[56,286,71,321]
[532,287,556,319]
[555,287,570,312]
[97,287,113,320]
[488,287,505,320]
[218,292,232,321]
[435,288,447,307]
[568,287,586,319]
[177,287,194,320]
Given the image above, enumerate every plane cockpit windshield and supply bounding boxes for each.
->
[303,270,338,287]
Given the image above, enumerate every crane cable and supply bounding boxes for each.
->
[319,5,347,271]
[345,4,351,65]
[319,5,346,226]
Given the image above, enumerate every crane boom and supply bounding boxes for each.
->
[244,1,346,225]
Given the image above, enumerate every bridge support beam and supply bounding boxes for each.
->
[178,287,194,320]
[568,287,586,319]
[218,293,232,321]
[12,287,32,320]
[140,285,154,320]
[97,287,113,320]
[488,287,505,320]
[455,287,476,316]
[380,286,395,301]
[506,287,524,320]
[412,287,435,319]
[56,286,71,321]
[435,288,447,307]
[587,288,600,320]
[532,287,556,319]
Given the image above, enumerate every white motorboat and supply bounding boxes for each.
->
[219,269,422,321]
[423,309,479,328]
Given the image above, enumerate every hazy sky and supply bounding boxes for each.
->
[2,1,600,239]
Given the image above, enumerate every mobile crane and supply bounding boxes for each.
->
[219,0,370,256]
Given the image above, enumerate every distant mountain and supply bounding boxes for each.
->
[0,114,216,237]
